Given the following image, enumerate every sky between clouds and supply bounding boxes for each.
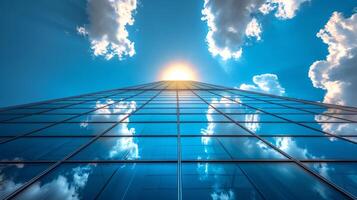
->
[76,0,356,107]
[0,0,356,107]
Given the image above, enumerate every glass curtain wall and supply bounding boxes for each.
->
[0,81,356,199]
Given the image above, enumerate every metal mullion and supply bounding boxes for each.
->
[190,89,356,199]
[3,85,167,200]
[208,90,357,145]
[1,134,355,138]
[176,82,182,200]
[2,159,357,164]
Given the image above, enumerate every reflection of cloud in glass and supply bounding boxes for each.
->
[109,136,139,160]
[271,137,334,198]
[198,96,262,199]
[244,113,260,132]
[315,109,357,138]
[201,96,260,145]
[14,165,94,200]
[201,97,263,158]
[94,99,139,160]
[0,165,23,198]
[211,190,235,200]
[11,99,141,199]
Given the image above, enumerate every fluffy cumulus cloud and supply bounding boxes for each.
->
[239,73,286,96]
[309,12,357,106]
[201,0,309,60]
[77,0,137,60]
[259,0,310,19]
[308,12,357,138]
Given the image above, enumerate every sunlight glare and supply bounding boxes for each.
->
[160,62,197,80]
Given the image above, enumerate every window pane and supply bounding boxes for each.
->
[250,123,324,135]
[10,115,75,122]
[0,164,49,199]
[182,137,285,160]
[306,162,357,197]
[32,123,114,136]
[0,115,24,121]
[71,137,177,160]
[266,137,357,160]
[0,138,89,161]
[129,114,177,122]
[14,163,177,200]
[105,123,177,135]
[180,123,250,135]
[0,123,49,136]
[182,163,345,199]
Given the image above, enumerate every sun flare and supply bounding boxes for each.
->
[160,62,197,80]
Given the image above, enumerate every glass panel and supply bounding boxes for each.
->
[32,123,114,136]
[10,115,75,122]
[135,108,177,114]
[182,137,285,160]
[180,114,229,122]
[278,114,347,122]
[182,163,264,199]
[306,162,357,197]
[44,108,92,114]
[0,115,24,121]
[105,123,177,135]
[69,114,128,122]
[0,164,49,199]
[0,123,49,136]
[302,122,357,136]
[71,137,177,160]
[266,137,357,160]
[182,163,345,199]
[250,123,324,135]
[14,163,177,200]
[229,113,285,122]
[0,138,89,161]
[179,108,209,113]
[180,122,250,136]
[129,114,177,122]
[0,109,50,114]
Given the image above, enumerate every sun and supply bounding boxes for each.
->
[160,62,198,80]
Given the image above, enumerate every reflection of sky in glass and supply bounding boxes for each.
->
[183,163,345,199]
[14,164,177,200]
[306,163,357,197]
[0,164,49,199]
[266,137,357,160]
[1,82,357,199]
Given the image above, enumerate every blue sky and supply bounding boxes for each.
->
[0,0,356,107]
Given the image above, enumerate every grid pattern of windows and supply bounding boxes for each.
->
[0,81,357,199]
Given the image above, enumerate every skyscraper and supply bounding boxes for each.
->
[0,81,356,199]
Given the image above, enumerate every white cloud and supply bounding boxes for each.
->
[260,0,310,19]
[76,26,88,36]
[245,18,262,41]
[77,0,137,60]
[309,12,357,106]
[308,12,357,138]
[201,0,309,60]
[239,73,286,96]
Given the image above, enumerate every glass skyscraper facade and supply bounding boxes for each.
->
[0,81,356,199]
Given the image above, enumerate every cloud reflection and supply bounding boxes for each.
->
[8,99,139,199]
